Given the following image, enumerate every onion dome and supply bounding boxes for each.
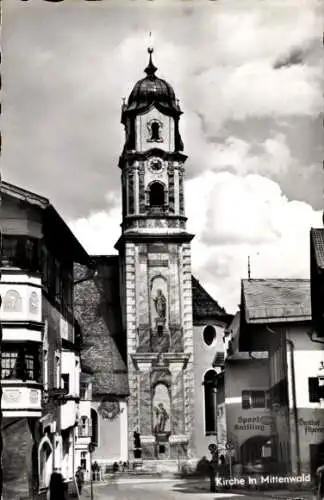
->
[123,48,181,117]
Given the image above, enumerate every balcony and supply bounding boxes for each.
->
[0,271,42,325]
[1,343,42,417]
[2,381,42,417]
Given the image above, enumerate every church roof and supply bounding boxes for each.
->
[122,49,181,118]
[74,256,129,398]
[311,228,324,270]
[241,278,311,324]
[191,276,230,323]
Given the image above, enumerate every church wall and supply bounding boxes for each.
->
[136,108,174,152]
[91,401,127,465]
[193,323,225,459]
[181,243,195,457]
[124,240,196,461]
[124,242,140,456]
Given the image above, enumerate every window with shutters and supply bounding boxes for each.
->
[242,390,268,409]
[308,377,320,403]
[61,374,70,395]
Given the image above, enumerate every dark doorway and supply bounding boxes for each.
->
[91,409,98,446]
[204,370,218,434]
[310,442,324,480]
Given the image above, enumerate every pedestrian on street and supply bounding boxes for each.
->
[316,464,324,500]
[48,468,66,500]
[75,466,85,495]
[219,455,226,481]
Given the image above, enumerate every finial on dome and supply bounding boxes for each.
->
[145,32,157,77]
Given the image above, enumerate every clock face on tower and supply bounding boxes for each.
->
[148,158,164,173]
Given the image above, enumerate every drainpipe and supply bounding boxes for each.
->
[266,327,301,475]
[286,338,301,476]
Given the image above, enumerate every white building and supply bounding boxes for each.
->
[0,180,90,500]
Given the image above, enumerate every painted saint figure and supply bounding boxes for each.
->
[153,403,169,434]
[153,289,166,320]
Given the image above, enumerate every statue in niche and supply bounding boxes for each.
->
[153,289,166,321]
[153,403,169,434]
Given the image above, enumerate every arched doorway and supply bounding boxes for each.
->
[204,370,218,435]
[240,435,270,466]
[38,437,53,489]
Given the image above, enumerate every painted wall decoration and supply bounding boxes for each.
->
[3,389,22,403]
[217,404,227,448]
[3,290,22,312]
[152,383,171,434]
[298,417,324,437]
[98,399,124,421]
[29,291,39,314]
[29,389,39,404]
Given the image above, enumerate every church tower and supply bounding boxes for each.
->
[115,48,196,463]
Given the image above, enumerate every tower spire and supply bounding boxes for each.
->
[145,32,157,77]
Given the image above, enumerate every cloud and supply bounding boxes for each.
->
[70,171,322,314]
[4,0,324,315]
[3,1,323,216]
[184,127,301,186]
[273,47,307,70]
[69,207,121,257]
[186,172,322,312]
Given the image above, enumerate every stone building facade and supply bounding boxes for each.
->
[116,48,197,462]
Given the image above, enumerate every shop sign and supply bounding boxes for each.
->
[234,415,272,432]
[298,418,324,436]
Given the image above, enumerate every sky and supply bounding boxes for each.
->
[2,0,323,313]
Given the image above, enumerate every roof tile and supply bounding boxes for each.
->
[242,279,311,324]
[74,256,129,397]
[311,228,324,270]
[192,276,228,321]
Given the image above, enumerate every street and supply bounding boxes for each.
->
[79,478,245,500]
[78,477,312,500]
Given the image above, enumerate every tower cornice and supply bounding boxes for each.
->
[114,231,195,251]
[118,149,187,169]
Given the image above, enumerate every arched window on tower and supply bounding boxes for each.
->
[149,182,165,208]
[204,369,218,435]
[151,122,161,141]
[147,120,163,142]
